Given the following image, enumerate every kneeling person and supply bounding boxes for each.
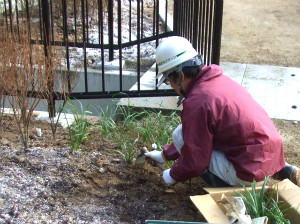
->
[146,36,300,187]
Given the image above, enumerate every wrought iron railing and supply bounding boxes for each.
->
[1,0,223,113]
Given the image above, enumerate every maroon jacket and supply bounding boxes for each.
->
[163,65,285,182]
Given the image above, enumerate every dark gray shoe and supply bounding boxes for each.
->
[294,169,300,186]
[274,163,300,186]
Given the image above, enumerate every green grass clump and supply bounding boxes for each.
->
[97,106,116,137]
[65,99,92,151]
[137,110,180,150]
[98,105,181,164]
[108,136,139,164]
[235,177,291,224]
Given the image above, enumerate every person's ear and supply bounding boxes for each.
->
[181,72,185,82]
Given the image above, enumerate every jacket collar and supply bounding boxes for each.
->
[184,65,223,97]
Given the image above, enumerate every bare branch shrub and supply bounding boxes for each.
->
[0,28,48,150]
[0,65,5,134]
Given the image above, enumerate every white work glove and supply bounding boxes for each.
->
[172,124,184,154]
[163,168,177,185]
[144,150,165,164]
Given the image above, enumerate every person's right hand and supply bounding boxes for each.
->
[145,150,165,164]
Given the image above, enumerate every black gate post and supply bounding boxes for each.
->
[41,0,55,118]
[212,0,223,65]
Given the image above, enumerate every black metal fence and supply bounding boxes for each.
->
[1,0,223,100]
[174,0,223,65]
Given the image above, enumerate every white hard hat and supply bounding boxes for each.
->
[156,36,198,87]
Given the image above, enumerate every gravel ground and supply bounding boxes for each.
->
[0,147,126,224]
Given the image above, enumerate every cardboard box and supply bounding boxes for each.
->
[190,179,300,224]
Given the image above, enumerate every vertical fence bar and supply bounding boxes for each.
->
[207,0,213,64]
[189,0,194,42]
[175,0,179,35]
[50,0,54,42]
[204,0,209,64]
[137,0,141,91]
[25,0,31,43]
[8,0,13,32]
[179,0,183,36]
[3,0,9,31]
[15,0,20,36]
[98,0,105,92]
[165,0,168,32]
[185,0,189,38]
[81,0,88,93]
[183,0,186,37]
[156,0,159,38]
[62,0,71,90]
[186,0,190,39]
[191,0,194,40]
[212,0,223,64]
[129,0,132,42]
[141,0,144,39]
[41,0,55,117]
[177,0,183,36]
[186,0,189,37]
[24,0,32,65]
[155,0,159,90]
[86,0,89,43]
[38,0,43,41]
[173,0,178,33]
[192,0,199,50]
[200,0,205,57]
[187,0,190,38]
[190,0,193,39]
[41,0,50,65]
[74,0,77,44]
[118,0,123,91]
[187,0,191,39]
[108,0,114,61]
[153,0,156,36]
[98,0,101,44]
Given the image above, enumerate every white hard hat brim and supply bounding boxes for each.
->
[157,73,169,88]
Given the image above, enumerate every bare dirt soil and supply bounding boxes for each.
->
[1,0,300,223]
[0,115,299,224]
[221,0,300,67]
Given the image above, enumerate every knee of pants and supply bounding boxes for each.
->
[172,124,183,153]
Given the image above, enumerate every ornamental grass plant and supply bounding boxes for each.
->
[65,99,92,151]
[235,177,291,224]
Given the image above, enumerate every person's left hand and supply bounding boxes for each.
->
[163,169,177,185]
[145,150,165,164]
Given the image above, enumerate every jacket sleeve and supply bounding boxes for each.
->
[163,143,180,161]
[170,101,215,182]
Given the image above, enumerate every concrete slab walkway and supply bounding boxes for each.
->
[119,62,300,121]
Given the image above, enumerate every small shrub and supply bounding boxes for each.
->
[0,28,49,149]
